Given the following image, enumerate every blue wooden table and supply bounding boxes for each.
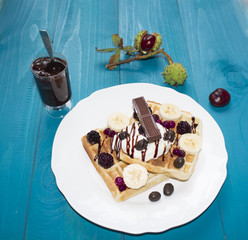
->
[1,0,248,239]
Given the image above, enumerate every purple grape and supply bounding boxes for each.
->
[103,128,111,136]
[156,119,162,125]
[115,177,124,186]
[169,121,176,128]
[162,121,170,129]
[109,130,116,137]
[173,148,180,156]
[178,150,186,157]
[118,184,127,192]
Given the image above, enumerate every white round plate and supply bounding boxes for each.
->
[51,83,228,234]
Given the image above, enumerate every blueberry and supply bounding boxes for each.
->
[163,130,175,142]
[87,130,100,145]
[163,183,174,196]
[135,139,148,151]
[149,191,161,202]
[174,157,185,168]
[119,131,129,140]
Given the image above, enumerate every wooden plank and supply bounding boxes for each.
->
[24,0,122,239]
[0,0,60,239]
[177,0,248,239]
[118,0,197,97]
[118,0,224,239]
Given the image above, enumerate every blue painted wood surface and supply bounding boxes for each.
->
[0,0,248,239]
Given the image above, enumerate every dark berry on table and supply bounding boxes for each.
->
[209,88,231,107]
[174,157,185,168]
[135,139,148,151]
[98,152,114,169]
[177,121,191,135]
[133,110,139,121]
[163,130,175,142]
[163,183,174,196]
[115,177,125,186]
[87,130,100,145]
[109,130,116,137]
[141,34,156,51]
[162,121,170,129]
[119,131,129,140]
[103,128,111,136]
[138,125,146,136]
[152,114,160,122]
[118,184,127,192]
[149,191,161,202]
[169,121,176,128]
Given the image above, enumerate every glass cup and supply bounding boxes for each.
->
[31,52,72,118]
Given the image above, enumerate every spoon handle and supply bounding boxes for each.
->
[39,30,54,60]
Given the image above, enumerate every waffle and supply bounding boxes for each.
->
[82,130,168,202]
[119,100,202,180]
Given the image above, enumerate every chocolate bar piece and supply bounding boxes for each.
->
[132,97,161,142]
[132,96,151,117]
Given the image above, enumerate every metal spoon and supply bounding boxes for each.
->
[39,30,63,73]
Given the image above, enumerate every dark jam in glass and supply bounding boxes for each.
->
[31,57,71,107]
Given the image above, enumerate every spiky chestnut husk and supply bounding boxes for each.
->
[134,30,148,51]
[134,30,162,53]
[162,63,187,86]
[151,32,162,52]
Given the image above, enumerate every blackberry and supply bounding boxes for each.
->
[87,130,100,145]
[176,121,191,135]
[98,153,114,169]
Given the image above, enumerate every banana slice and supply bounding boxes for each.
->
[159,103,182,121]
[123,164,148,189]
[178,133,202,155]
[107,112,130,132]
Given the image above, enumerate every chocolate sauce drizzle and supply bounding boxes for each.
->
[94,136,107,161]
[191,116,198,134]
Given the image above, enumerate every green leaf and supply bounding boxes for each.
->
[108,49,121,70]
[95,47,118,52]
[112,34,123,48]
